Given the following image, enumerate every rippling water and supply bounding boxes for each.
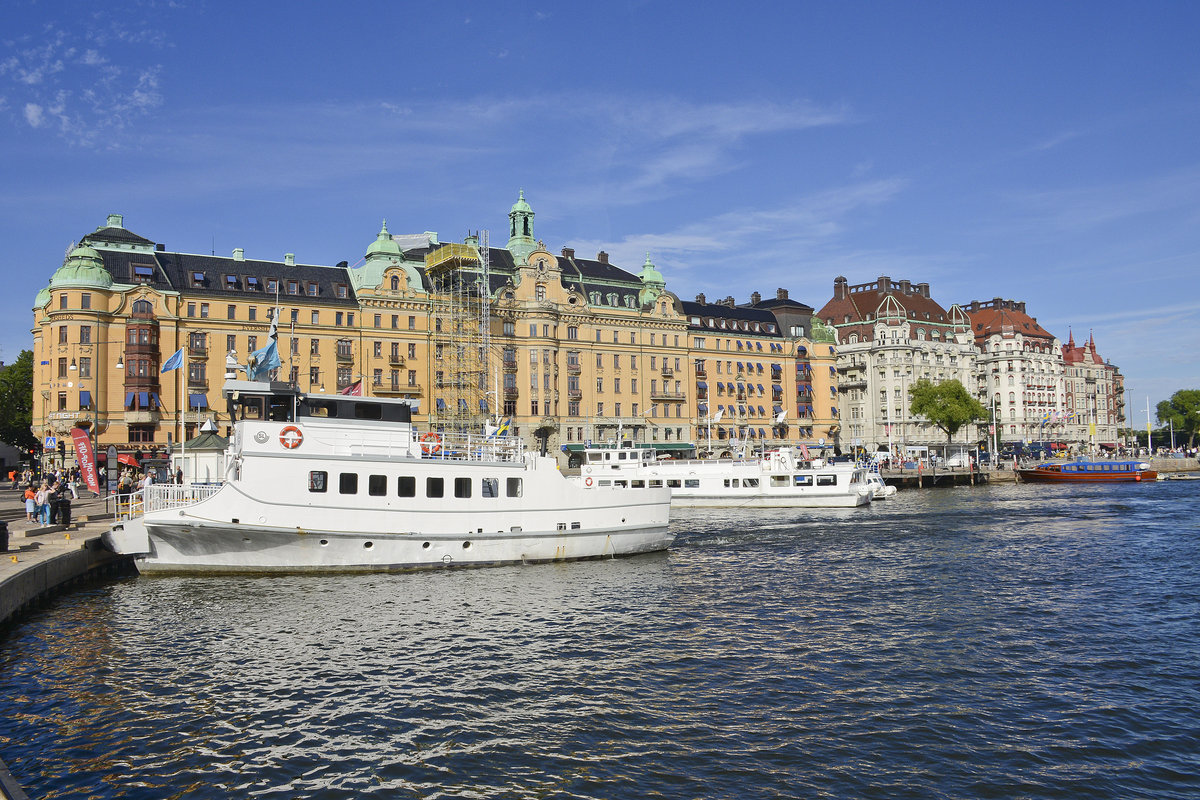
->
[3,482,1200,799]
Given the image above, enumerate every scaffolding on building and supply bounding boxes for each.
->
[424,231,493,433]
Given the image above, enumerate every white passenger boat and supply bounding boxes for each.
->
[103,380,672,574]
[575,443,871,508]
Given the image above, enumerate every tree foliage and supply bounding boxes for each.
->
[0,350,36,451]
[908,378,988,444]
[1156,389,1200,447]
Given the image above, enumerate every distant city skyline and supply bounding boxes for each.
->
[2,1,1197,418]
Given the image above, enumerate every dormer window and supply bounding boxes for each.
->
[308,282,318,296]
[266,279,278,294]
[246,276,259,291]
[132,263,154,281]
[287,280,299,295]
[192,271,205,286]
[390,275,400,291]
[225,274,238,288]
[335,283,348,299]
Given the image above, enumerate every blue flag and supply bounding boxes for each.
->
[247,339,281,382]
[161,347,184,373]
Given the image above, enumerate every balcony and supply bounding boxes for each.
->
[503,358,519,372]
[123,409,160,424]
[187,344,208,358]
[694,367,707,378]
[651,388,687,401]
[567,388,583,400]
[566,361,581,373]
[388,354,405,367]
[376,381,422,397]
[335,349,354,362]
[660,366,674,378]
[124,374,161,390]
[841,379,868,390]
[503,386,520,399]
[126,340,159,357]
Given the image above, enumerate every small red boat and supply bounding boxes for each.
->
[1017,459,1157,483]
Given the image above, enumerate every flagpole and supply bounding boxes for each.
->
[181,341,186,483]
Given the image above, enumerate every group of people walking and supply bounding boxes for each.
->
[18,466,159,525]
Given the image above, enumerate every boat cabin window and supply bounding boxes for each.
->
[339,473,358,494]
[817,474,837,486]
[794,475,814,486]
[744,478,759,488]
[368,475,387,496]
[614,480,628,488]
[309,471,328,493]
[481,478,499,498]
[598,480,612,486]
[426,477,444,498]
[587,452,603,462]
[454,477,472,498]
[667,479,682,488]
[684,479,700,488]
[571,522,581,529]
[724,479,739,488]
[632,480,646,488]
[307,401,337,418]
[618,452,629,461]
[771,475,789,487]
[507,478,522,497]
[398,476,416,497]
[354,403,383,420]
[649,480,663,488]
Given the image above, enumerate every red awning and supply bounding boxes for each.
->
[117,454,140,467]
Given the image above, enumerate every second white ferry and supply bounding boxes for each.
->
[575,443,872,508]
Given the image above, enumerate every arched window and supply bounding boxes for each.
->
[535,284,546,301]
[1009,392,1016,404]
[390,275,399,291]
[916,328,926,340]
[1008,375,1014,386]
[132,299,153,315]
[848,334,859,344]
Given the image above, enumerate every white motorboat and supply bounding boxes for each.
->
[865,471,897,499]
[575,443,871,508]
[104,379,672,574]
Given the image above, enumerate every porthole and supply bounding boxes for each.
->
[422,541,431,549]
[462,541,472,550]
[364,541,374,549]
[319,539,329,546]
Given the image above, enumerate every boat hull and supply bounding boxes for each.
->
[114,518,672,574]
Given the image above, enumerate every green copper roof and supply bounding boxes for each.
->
[366,220,402,258]
[638,252,665,286]
[510,189,532,214]
[48,243,114,291]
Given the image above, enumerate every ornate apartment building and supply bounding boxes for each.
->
[816,276,977,455]
[31,197,839,469]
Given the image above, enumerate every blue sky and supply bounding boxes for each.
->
[2,1,1197,420]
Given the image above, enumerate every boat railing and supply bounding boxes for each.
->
[422,432,526,463]
[105,483,223,520]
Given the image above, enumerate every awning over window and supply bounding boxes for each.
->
[79,390,91,407]
[189,393,208,409]
[147,392,160,408]
[698,403,708,414]
[479,399,489,413]
[773,405,783,415]
[746,428,756,438]
[757,384,764,392]
[124,391,135,409]
[759,428,767,438]
[138,391,150,408]
[696,381,707,389]
[758,406,766,415]
[459,398,469,412]
[436,398,447,411]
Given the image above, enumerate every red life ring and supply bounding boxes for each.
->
[584,476,593,487]
[279,426,303,449]
[420,431,443,455]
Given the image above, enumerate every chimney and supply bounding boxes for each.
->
[834,276,848,300]
[233,248,244,261]
[1018,301,1026,314]
[750,291,761,305]
[723,296,735,307]
[899,279,911,294]
[916,282,930,297]
[776,288,788,301]
[155,243,165,252]
[878,275,891,292]
[284,253,295,266]
[561,247,575,259]
[696,292,707,305]
[597,250,608,264]
[106,213,124,228]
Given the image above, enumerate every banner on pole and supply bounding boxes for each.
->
[70,427,100,494]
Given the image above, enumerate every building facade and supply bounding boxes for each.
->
[32,198,838,471]
[815,275,978,456]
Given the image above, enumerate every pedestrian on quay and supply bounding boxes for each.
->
[8,468,16,490]
[24,486,36,521]
[35,481,50,525]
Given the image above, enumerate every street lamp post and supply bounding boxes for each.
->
[68,352,123,495]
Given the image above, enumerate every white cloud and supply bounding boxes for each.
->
[23,102,43,127]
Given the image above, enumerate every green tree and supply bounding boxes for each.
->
[0,349,36,451]
[908,378,988,446]
[1156,389,1200,447]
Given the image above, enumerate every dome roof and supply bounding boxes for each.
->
[510,189,532,215]
[638,253,664,285]
[366,220,402,258]
[48,243,114,290]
